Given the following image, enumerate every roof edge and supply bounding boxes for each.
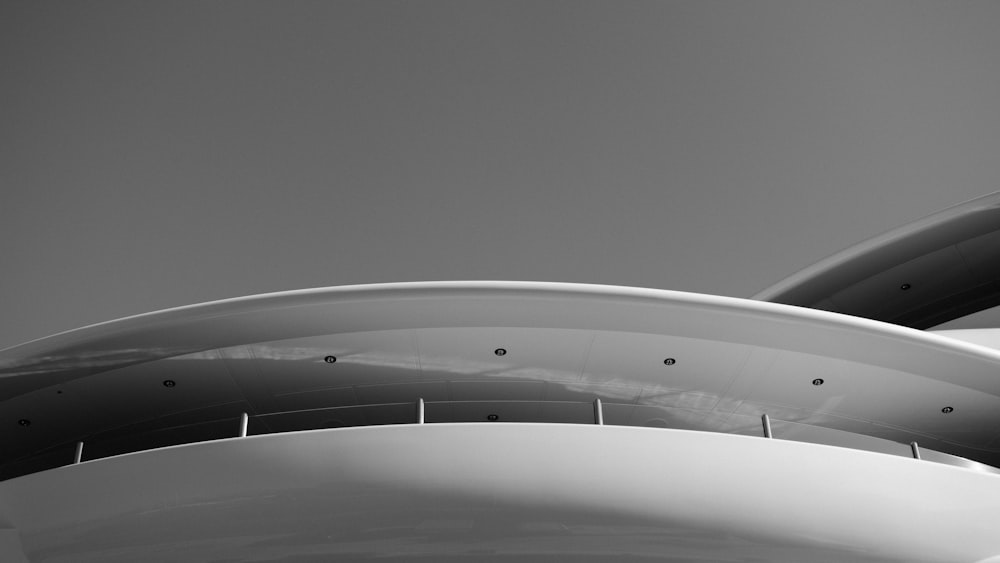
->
[752,192,1000,327]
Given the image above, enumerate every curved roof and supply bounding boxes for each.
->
[5,281,1000,477]
[753,192,1000,329]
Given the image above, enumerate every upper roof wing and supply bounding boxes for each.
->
[754,192,1000,329]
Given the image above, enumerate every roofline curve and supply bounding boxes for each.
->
[3,279,999,354]
[5,281,1000,391]
[752,192,1000,328]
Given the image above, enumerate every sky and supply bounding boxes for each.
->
[3,1,1000,350]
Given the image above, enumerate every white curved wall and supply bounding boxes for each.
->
[932,328,1000,351]
[2,424,999,562]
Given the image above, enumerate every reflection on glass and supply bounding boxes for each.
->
[4,398,996,481]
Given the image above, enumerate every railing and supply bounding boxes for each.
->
[3,398,998,480]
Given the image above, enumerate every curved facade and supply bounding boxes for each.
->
[3,281,1000,561]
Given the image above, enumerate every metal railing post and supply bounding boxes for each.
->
[761,413,772,438]
[593,398,604,425]
[74,441,84,464]
[238,412,249,438]
[417,398,425,424]
[911,441,921,460]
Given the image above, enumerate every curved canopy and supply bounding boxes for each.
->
[4,281,1000,476]
[754,192,1000,329]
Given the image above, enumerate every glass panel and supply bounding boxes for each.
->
[259,402,418,432]
[426,400,596,424]
[84,418,238,460]
[6,399,997,480]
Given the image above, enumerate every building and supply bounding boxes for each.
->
[3,194,1000,562]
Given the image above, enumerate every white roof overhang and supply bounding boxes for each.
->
[754,192,1000,329]
[4,282,1000,475]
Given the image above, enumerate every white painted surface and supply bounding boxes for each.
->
[932,328,1000,351]
[1,424,999,562]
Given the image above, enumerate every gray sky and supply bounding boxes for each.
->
[3,1,1000,350]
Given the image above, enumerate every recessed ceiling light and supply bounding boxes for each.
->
[942,406,954,413]
[900,283,911,290]
[494,348,507,356]
[487,414,499,421]
[18,419,30,427]
[324,355,337,363]
[162,380,176,388]
[663,358,676,365]
[812,378,824,386]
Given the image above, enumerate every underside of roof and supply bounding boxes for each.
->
[753,192,1000,329]
[4,282,1000,478]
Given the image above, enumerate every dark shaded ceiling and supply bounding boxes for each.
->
[754,192,1000,329]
